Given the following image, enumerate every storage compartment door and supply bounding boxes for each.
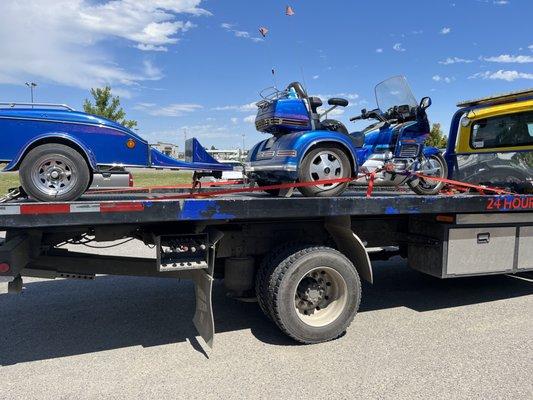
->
[446,227,515,276]
[518,226,533,271]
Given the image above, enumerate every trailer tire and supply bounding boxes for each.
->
[266,246,361,344]
[19,143,91,202]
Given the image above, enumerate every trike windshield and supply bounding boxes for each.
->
[375,76,417,112]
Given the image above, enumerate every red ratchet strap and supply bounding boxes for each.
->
[366,171,377,198]
[414,173,513,195]
[147,177,353,200]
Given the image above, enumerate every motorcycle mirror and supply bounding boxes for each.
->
[420,97,432,110]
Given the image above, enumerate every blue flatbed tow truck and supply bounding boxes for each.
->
[0,188,531,347]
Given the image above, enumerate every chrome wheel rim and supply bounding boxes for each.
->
[308,151,344,189]
[30,155,78,197]
[294,267,348,327]
[418,155,443,189]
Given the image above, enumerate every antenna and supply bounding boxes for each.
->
[25,82,37,108]
[259,27,278,89]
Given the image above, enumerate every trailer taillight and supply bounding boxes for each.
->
[128,172,134,187]
[0,263,10,273]
[436,215,455,223]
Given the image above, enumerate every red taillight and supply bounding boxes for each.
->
[128,172,134,187]
[0,263,10,273]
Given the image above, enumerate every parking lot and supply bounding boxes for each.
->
[1,256,531,400]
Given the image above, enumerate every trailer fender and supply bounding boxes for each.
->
[325,215,373,284]
[3,133,98,172]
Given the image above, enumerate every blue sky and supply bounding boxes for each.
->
[0,0,532,149]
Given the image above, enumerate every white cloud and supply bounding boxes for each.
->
[0,0,206,92]
[392,43,406,52]
[314,93,360,102]
[221,22,262,42]
[483,54,533,63]
[230,117,238,124]
[438,57,473,65]
[243,115,256,124]
[476,0,510,5]
[375,48,383,53]
[469,70,533,81]
[212,102,257,112]
[440,27,451,35]
[317,107,345,116]
[312,75,320,80]
[145,125,240,143]
[135,102,203,117]
[529,45,533,51]
[432,75,455,83]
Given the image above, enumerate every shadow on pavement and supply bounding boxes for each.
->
[0,260,531,365]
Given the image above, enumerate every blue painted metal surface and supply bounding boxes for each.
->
[256,98,311,134]
[179,200,235,220]
[0,106,230,172]
[247,129,360,181]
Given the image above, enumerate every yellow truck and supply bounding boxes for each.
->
[448,88,532,192]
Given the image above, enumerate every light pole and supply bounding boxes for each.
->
[25,82,37,107]
[241,133,246,160]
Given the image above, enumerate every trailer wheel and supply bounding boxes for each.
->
[298,146,351,197]
[19,143,91,202]
[264,246,361,344]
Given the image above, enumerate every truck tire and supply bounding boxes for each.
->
[263,245,361,344]
[19,143,91,202]
[256,243,311,320]
[298,146,351,197]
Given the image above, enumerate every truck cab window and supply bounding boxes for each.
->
[471,110,533,149]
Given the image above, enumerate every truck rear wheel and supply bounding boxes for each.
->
[19,143,91,202]
[258,245,361,344]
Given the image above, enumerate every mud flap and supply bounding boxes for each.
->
[191,270,214,348]
[190,229,223,348]
[325,215,373,284]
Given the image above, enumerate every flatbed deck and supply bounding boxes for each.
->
[1,190,532,229]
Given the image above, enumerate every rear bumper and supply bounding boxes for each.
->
[244,163,297,172]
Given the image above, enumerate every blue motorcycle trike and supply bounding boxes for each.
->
[246,76,447,196]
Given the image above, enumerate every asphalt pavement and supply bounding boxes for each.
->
[0,250,531,399]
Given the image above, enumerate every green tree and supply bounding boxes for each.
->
[425,123,448,148]
[83,86,137,129]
